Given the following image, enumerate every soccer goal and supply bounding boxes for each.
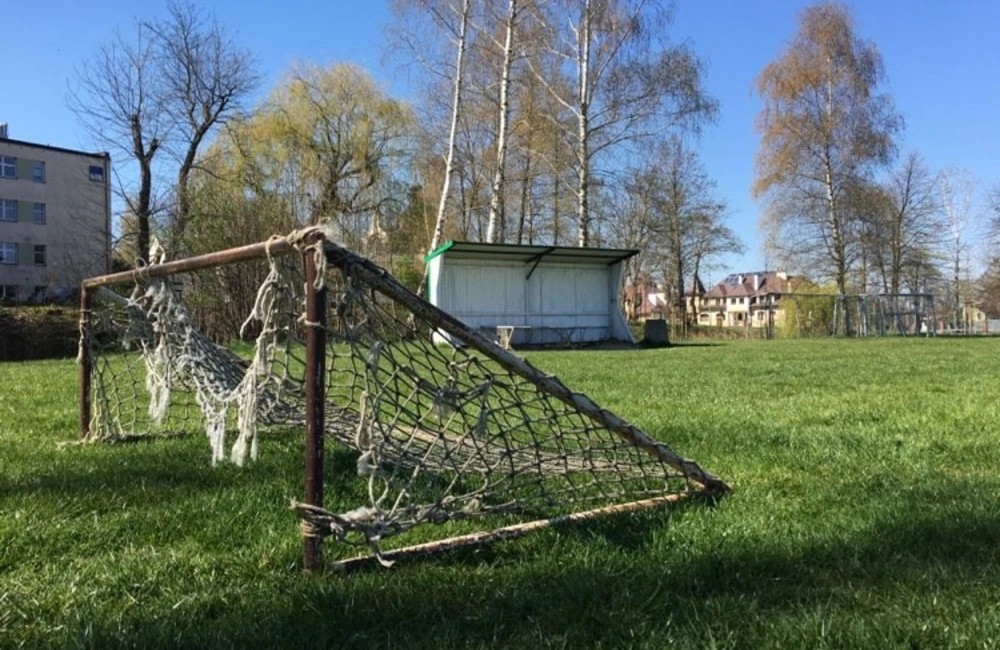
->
[78,227,728,570]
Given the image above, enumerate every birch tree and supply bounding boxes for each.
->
[754,3,901,295]
[485,0,522,243]
[427,0,473,255]
[528,0,716,247]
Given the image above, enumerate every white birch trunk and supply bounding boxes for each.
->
[576,0,592,247]
[486,0,517,244]
[428,0,472,256]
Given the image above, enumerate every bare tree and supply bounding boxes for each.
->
[614,136,740,332]
[69,4,258,264]
[424,0,474,256]
[69,22,168,265]
[485,0,523,243]
[876,153,942,294]
[754,3,901,295]
[939,167,979,328]
[528,0,716,247]
[987,184,1000,256]
[149,0,259,254]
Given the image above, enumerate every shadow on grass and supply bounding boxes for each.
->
[4,438,362,504]
[70,480,1000,649]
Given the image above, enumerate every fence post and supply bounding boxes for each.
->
[79,286,92,440]
[303,249,328,572]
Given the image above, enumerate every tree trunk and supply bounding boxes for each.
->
[137,162,153,265]
[552,173,561,246]
[889,213,901,295]
[427,0,472,257]
[132,119,158,266]
[954,240,962,328]
[486,0,517,244]
[575,0,591,248]
[172,123,211,256]
[518,157,530,245]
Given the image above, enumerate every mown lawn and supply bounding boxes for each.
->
[1,337,999,649]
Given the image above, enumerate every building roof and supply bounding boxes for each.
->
[0,136,109,160]
[684,274,706,296]
[425,240,639,265]
[703,271,793,299]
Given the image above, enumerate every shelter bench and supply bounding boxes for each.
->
[495,325,584,350]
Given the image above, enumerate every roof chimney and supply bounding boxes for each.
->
[753,273,761,292]
[0,123,7,139]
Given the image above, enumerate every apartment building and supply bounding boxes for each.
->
[0,124,111,301]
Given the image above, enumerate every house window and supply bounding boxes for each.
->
[89,165,105,182]
[0,199,16,221]
[0,156,15,179]
[33,285,46,299]
[32,202,45,224]
[32,161,45,183]
[0,285,18,301]
[33,244,46,266]
[0,241,18,264]
[739,298,745,304]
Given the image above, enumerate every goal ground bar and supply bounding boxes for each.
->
[325,490,705,571]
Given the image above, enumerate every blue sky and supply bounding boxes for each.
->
[5,1,999,281]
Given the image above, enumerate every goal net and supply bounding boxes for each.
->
[80,228,727,567]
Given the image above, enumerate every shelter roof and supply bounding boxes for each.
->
[425,241,639,266]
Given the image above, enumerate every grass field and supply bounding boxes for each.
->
[2,337,999,649]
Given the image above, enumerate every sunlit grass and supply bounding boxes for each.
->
[1,338,999,649]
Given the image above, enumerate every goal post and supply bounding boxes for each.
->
[79,228,728,570]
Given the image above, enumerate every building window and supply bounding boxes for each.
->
[32,285,46,299]
[0,241,18,264]
[32,202,45,224]
[0,156,15,179]
[32,161,45,183]
[0,285,18,301]
[739,298,745,304]
[0,199,16,222]
[89,165,105,182]
[34,244,46,266]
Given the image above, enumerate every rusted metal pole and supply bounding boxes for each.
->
[81,238,298,289]
[79,286,92,440]
[327,491,695,571]
[303,250,327,572]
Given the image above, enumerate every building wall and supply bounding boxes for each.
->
[432,258,632,344]
[0,139,110,300]
[697,296,788,329]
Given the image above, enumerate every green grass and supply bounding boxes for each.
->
[2,338,1000,649]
